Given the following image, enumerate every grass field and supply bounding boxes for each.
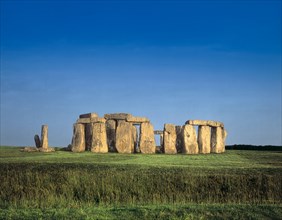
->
[0,146,281,219]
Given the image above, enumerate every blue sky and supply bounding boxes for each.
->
[1,0,281,146]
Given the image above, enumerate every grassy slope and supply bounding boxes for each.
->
[0,146,281,219]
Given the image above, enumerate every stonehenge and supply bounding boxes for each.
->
[69,112,227,154]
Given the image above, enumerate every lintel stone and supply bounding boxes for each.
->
[104,113,132,120]
[185,120,224,127]
[126,116,150,123]
[77,117,106,124]
[79,113,98,119]
[154,130,163,135]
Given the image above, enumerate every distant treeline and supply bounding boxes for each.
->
[226,145,282,151]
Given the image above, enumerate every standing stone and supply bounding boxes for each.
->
[182,124,199,154]
[198,126,211,154]
[115,121,134,153]
[163,124,177,154]
[85,123,92,151]
[71,123,85,152]
[175,126,183,153]
[34,134,41,148]
[41,125,48,149]
[106,119,117,152]
[211,127,225,153]
[222,128,228,153]
[139,122,156,154]
[91,123,108,153]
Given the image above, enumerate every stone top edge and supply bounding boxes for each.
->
[185,120,224,127]
[79,112,99,119]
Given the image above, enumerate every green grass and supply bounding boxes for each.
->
[0,146,281,219]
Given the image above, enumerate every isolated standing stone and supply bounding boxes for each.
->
[34,134,41,148]
[198,125,211,154]
[176,126,183,153]
[139,122,156,154]
[91,123,108,153]
[182,124,199,154]
[164,124,177,154]
[115,121,134,153]
[41,125,48,149]
[71,123,85,152]
[106,119,117,152]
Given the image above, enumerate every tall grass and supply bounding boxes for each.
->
[1,163,281,208]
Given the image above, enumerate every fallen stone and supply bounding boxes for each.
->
[182,124,199,154]
[34,134,41,148]
[126,116,150,123]
[139,122,156,154]
[198,125,211,154]
[163,124,177,154]
[38,147,55,152]
[79,112,98,118]
[21,147,39,152]
[104,113,132,120]
[41,125,48,149]
[91,123,108,153]
[71,123,86,152]
[185,120,224,128]
[115,121,134,153]
[106,119,117,152]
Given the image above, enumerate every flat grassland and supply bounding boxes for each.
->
[0,146,281,219]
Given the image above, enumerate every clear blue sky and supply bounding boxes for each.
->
[1,0,281,146]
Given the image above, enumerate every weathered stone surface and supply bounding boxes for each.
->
[115,121,134,153]
[71,123,85,152]
[222,128,228,153]
[182,124,199,154]
[85,123,92,151]
[198,125,211,154]
[34,134,41,148]
[106,119,117,152]
[176,125,183,153]
[79,112,98,118]
[154,130,163,135]
[126,116,150,123]
[139,122,156,154]
[91,123,108,153]
[185,120,224,128]
[77,117,106,124]
[211,127,224,153]
[38,147,55,152]
[77,118,91,123]
[104,113,132,120]
[41,125,48,149]
[163,124,177,154]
